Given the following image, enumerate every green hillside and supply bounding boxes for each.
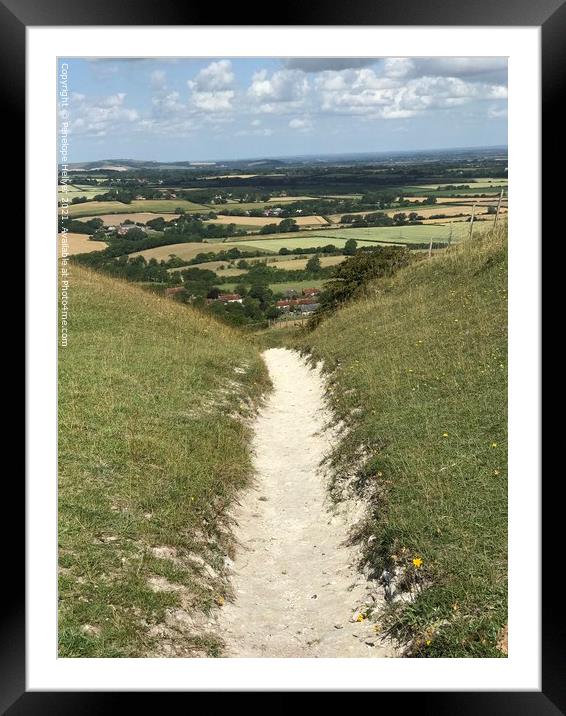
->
[58,266,269,657]
[297,225,508,657]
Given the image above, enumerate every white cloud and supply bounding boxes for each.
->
[314,67,507,118]
[289,116,313,132]
[188,60,235,91]
[66,92,139,137]
[248,69,309,113]
[188,60,236,112]
[191,90,235,112]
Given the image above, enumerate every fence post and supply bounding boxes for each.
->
[468,203,476,240]
[493,188,504,229]
[428,236,433,259]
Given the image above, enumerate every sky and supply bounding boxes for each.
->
[59,57,508,162]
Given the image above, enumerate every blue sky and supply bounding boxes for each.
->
[60,57,508,162]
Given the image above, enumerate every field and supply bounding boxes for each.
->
[67,199,211,219]
[232,236,398,253]
[222,278,328,294]
[130,241,266,263]
[59,232,108,256]
[77,212,181,226]
[296,224,508,657]
[59,185,106,201]
[411,180,508,190]
[207,215,328,228]
[327,205,501,223]
[59,266,269,657]
[294,222,493,244]
[260,255,346,271]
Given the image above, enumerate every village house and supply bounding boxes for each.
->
[302,287,321,298]
[207,293,243,305]
[276,297,320,314]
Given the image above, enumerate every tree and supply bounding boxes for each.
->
[344,238,357,256]
[206,287,221,299]
[314,247,410,323]
[306,255,322,273]
[123,227,147,241]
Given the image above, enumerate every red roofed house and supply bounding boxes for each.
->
[217,293,243,304]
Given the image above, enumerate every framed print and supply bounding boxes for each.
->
[13,0,554,708]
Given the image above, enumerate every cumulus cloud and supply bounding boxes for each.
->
[248,69,309,113]
[188,60,236,112]
[314,66,507,118]
[188,60,235,91]
[66,92,139,137]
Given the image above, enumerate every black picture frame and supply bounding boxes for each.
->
[12,0,553,708]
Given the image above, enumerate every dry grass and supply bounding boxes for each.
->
[213,214,328,227]
[59,232,108,256]
[76,212,181,226]
[129,241,263,263]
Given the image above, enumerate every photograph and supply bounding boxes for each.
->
[57,55,509,660]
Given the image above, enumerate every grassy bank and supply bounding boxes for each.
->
[58,266,269,657]
[296,225,508,657]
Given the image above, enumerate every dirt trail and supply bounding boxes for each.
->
[218,348,395,657]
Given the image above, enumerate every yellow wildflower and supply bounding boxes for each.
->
[412,557,423,569]
[356,613,365,623]
[491,442,497,448]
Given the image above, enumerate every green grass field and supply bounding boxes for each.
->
[221,278,328,294]
[67,199,212,218]
[303,223,492,244]
[59,266,269,657]
[296,224,508,657]
[232,223,492,252]
[59,185,106,201]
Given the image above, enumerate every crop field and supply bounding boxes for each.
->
[207,215,328,228]
[234,223,491,250]
[219,198,325,212]
[67,199,211,219]
[221,278,328,294]
[262,255,346,271]
[411,180,508,190]
[302,223,492,243]
[169,261,246,277]
[77,212,182,226]
[436,197,507,206]
[130,241,269,262]
[232,236,393,252]
[327,205,496,223]
[59,232,108,256]
[59,185,105,201]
